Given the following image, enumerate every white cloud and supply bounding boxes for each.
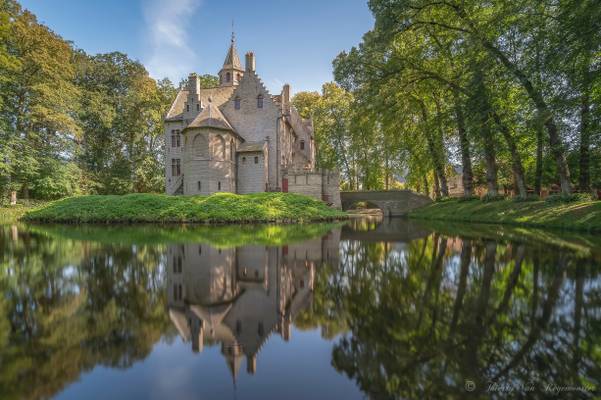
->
[142,0,201,83]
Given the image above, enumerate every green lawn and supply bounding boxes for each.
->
[409,198,601,232]
[21,192,346,224]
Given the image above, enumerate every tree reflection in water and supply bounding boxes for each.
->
[0,220,599,399]
[321,220,601,399]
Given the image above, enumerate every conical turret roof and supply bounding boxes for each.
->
[222,37,242,71]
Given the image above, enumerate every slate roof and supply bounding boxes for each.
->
[185,103,235,132]
[237,142,265,153]
[165,86,236,121]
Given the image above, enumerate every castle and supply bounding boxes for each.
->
[164,35,340,207]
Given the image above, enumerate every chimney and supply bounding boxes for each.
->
[282,84,291,115]
[245,52,255,72]
[187,72,200,94]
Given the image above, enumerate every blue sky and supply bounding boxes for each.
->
[20,0,374,95]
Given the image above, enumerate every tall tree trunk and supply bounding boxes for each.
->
[578,94,591,191]
[434,101,450,197]
[535,126,543,196]
[493,112,527,198]
[433,169,441,199]
[423,175,429,196]
[453,91,473,197]
[419,101,448,197]
[471,67,498,196]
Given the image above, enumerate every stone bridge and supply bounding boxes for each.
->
[340,190,432,217]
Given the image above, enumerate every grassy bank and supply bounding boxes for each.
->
[0,201,48,224]
[22,192,346,224]
[409,198,601,232]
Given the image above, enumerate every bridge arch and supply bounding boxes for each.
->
[340,190,432,217]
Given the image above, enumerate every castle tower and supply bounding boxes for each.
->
[219,33,244,87]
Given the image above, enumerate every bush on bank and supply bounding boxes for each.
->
[22,192,346,224]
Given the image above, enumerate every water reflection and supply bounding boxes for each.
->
[165,231,340,379]
[0,220,599,399]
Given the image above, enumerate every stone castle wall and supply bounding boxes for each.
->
[284,169,341,209]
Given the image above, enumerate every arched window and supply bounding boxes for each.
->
[234,96,241,110]
[213,135,226,160]
[257,94,263,109]
[226,72,231,82]
[192,134,209,158]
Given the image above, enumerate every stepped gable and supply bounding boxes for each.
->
[226,69,277,109]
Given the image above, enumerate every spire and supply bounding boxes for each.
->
[222,32,242,70]
[219,32,244,86]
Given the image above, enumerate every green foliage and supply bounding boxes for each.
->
[23,192,347,223]
[0,1,176,201]
[328,0,601,199]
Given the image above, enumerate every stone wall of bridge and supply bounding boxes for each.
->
[340,190,432,216]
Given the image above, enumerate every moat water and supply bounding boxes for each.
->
[0,218,599,399]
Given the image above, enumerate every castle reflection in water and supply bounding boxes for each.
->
[166,230,341,379]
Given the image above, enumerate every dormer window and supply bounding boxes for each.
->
[234,97,241,110]
[257,94,263,109]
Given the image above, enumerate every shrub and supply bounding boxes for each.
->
[481,193,506,203]
[513,195,540,202]
[545,193,592,204]
[458,195,479,202]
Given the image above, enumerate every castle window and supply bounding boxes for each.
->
[171,130,179,147]
[237,73,241,82]
[234,97,240,110]
[214,135,226,160]
[242,156,246,163]
[254,156,259,164]
[230,139,235,160]
[198,245,202,255]
[226,72,231,82]
[218,181,221,191]
[171,159,181,176]
[186,104,190,112]
[196,103,200,111]
[257,94,263,109]
[197,181,201,191]
[300,140,305,150]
